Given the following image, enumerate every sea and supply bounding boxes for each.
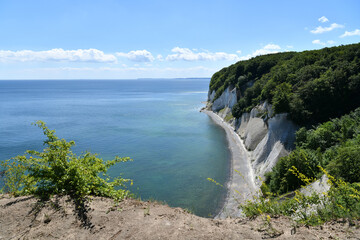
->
[0,79,230,217]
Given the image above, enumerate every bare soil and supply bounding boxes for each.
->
[1,195,359,239]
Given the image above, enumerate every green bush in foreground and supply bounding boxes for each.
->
[0,121,132,203]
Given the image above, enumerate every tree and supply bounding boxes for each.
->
[272,82,292,114]
[327,145,360,183]
[268,148,320,194]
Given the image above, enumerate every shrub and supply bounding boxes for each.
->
[1,121,132,203]
[267,148,320,194]
[327,145,360,183]
[241,166,360,226]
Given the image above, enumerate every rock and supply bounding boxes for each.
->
[208,94,298,186]
[211,87,237,112]
[300,175,331,196]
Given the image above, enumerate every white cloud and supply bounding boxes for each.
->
[340,29,360,38]
[312,39,336,46]
[310,23,344,34]
[286,45,294,49]
[116,49,155,62]
[236,50,242,55]
[156,54,164,61]
[18,66,216,79]
[238,44,282,60]
[318,16,329,23]
[263,44,281,50]
[165,47,240,61]
[0,48,117,63]
[312,39,326,45]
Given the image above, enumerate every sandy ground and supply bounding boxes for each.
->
[201,109,258,218]
[1,195,359,240]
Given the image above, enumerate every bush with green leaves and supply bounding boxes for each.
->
[241,167,360,226]
[265,107,360,195]
[327,144,360,183]
[1,121,132,202]
[266,148,320,194]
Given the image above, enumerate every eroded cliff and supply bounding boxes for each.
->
[207,87,298,184]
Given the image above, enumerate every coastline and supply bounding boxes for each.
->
[201,109,258,219]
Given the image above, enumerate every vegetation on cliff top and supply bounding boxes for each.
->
[240,109,360,226]
[210,43,360,125]
[265,107,360,195]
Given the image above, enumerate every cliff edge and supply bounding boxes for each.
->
[1,194,358,240]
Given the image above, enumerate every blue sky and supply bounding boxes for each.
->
[0,0,359,79]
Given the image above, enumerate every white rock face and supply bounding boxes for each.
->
[251,113,298,179]
[300,175,330,196]
[208,90,216,102]
[210,93,298,185]
[236,102,272,151]
[211,87,237,111]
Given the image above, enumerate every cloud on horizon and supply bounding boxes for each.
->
[0,48,117,63]
[6,65,216,79]
[165,47,240,61]
[116,50,155,62]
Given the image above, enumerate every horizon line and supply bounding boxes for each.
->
[0,77,211,81]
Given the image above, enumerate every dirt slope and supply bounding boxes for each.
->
[0,195,359,240]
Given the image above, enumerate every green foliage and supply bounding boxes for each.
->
[1,121,132,202]
[266,107,360,195]
[267,148,320,194]
[209,43,360,125]
[224,112,234,122]
[327,145,360,183]
[1,158,30,196]
[210,43,360,225]
[241,167,360,226]
[272,82,292,113]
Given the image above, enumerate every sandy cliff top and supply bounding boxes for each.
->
[1,195,359,240]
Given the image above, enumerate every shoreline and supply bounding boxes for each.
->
[201,109,258,219]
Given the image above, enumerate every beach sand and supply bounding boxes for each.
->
[202,109,258,218]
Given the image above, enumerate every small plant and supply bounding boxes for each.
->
[207,178,224,188]
[1,121,133,203]
[224,112,234,122]
[144,205,150,216]
[257,214,284,238]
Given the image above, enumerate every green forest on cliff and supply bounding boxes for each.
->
[210,43,360,125]
[210,43,360,224]
[209,43,360,188]
[265,107,360,194]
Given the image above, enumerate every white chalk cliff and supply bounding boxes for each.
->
[210,87,237,112]
[208,87,298,185]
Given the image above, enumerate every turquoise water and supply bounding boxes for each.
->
[0,79,230,217]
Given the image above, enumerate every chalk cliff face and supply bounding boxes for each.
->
[208,87,298,183]
[210,87,237,112]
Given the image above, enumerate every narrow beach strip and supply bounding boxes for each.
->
[201,109,258,219]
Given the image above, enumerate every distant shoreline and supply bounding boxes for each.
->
[201,109,258,219]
